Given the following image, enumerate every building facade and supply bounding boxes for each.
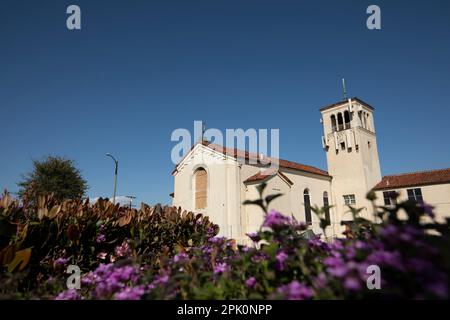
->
[172,97,450,243]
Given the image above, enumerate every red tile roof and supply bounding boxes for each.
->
[278,159,329,177]
[172,140,330,178]
[373,168,450,190]
[244,169,294,185]
[319,97,374,112]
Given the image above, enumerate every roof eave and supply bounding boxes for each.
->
[319,97,375,112]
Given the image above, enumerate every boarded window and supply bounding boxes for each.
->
[195,168,207,210]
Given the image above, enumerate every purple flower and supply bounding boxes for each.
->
[379,224,399,238]
[275,251,289,271]
[245,277,257,289]
[154,274,169,285]
[246,232,260,243]
[55,289,82,300]
[263,210,292,230]
[426,281,448,299]
[367,250,404,271]
[54,257,68,266]
[313,272,328,289]
[418,202,435,218]
[114,241,131,258]
[324,257,348,278]
[214,262,230,274]
[115,286,145,300]
[96,234,106,243]
[77,263,142,299]
[277,281,313,300]
[251,252,268,263]
[209,236,226,244]
[343,275,362,291]
[308,237,330,251]
[173,252,189,263]
[148,274,169,291]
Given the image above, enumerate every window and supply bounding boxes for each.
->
[331,115,337,132]
[303,189,312,225]
[344,111,351,129]
[407,188,423,203]
[337,113,344,131]
[323,192,330,224]
[343,194,356,205]
[194,168,207,210]
[383,191,398,206]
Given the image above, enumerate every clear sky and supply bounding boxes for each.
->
[1,0,450,205]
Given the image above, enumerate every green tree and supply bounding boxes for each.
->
[18,156,88,205]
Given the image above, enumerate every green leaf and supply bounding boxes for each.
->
[256,182,267,197]
[265,193,283,205]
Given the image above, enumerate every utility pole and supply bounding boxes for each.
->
[126,195,136,209]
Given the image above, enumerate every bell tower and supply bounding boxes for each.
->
[320,97,382,222]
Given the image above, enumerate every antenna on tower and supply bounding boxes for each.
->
[201,121,206,142]
[342,78,347,100]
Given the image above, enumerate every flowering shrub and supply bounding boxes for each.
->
[54,189,450,300]
[0,193,218,298]
[2,186,449,300]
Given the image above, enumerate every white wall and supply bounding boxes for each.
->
[375,183,450,222]
[172,144,241,239]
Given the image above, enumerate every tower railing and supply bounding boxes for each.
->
[332,122,351,132]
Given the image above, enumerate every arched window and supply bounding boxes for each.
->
[344,111,351,129]
[194,168,207,210]
[366,114,370,131]
[323,192,330,225]
[303,189,312,225]
[363,112,367,129]
[330,115,337,132]
[337,113,344,131]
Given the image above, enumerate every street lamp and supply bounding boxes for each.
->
[105,153,118,205]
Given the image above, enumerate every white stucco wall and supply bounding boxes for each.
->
[173,144,338,243]
[321,100,381,227]
[282,169,334,237]
[172,144,242,239]
[244,174,292,236]
[375,183,450,222]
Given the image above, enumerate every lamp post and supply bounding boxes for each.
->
[106,153,118,205]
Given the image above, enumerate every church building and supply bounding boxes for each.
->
[171,97,450,243]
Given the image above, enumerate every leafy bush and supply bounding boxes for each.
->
[54,187,450,300]
[0,193,218,298]
[2,186,449,300]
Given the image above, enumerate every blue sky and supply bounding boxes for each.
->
[1,0,449,205]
